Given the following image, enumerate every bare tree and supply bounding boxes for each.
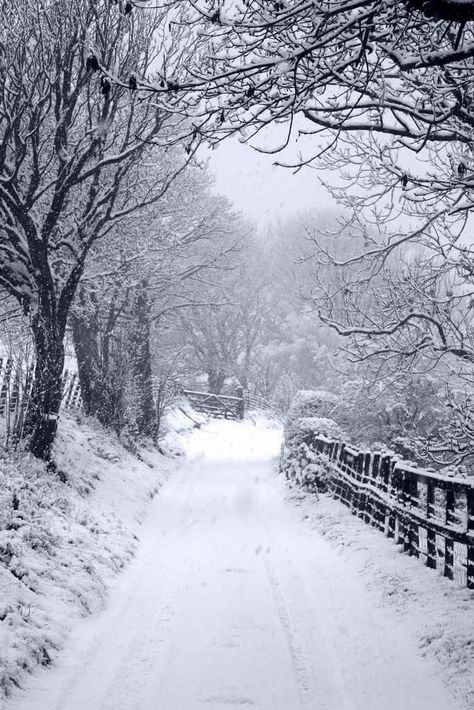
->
[103,1,474,458]
[175,234,281,394]
[0,0,192,459]
[71,165,243,433]
[130,1,474,153]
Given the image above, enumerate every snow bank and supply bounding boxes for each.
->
[245,408,283,429]
[182,414,282,465]
[0,413,174,698]
[158,398,208,456]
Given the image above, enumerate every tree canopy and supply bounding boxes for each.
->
[129,0,474,152]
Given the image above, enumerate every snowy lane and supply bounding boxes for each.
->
[7,420,465,710]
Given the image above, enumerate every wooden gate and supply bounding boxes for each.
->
[182,388,244,420]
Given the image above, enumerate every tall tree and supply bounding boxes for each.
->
[70,166,242,435]
[0,0,190,459]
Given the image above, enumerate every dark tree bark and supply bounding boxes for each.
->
[71,289,126,430]
[70,295,104,420]
[72,282,157,439]
[0,0,185,461]
[130,282,157,439]
[207,369,225,394]
[24,299,66,461]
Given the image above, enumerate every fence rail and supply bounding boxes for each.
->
[182,388,281,420]
[62,370,82,409]
[244,392,276,414]
[181,388,244,420]
[304,433,474,589]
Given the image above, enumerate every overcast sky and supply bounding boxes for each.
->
[205,134,336,227]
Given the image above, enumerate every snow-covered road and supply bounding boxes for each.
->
[7,420,465,710]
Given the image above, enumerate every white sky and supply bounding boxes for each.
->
[205,135,336,227]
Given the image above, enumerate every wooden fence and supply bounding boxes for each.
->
[244,392,277,415]
[305,433,474,589]
[0,361,280,422]
[0,358,82,419]
[61,370,82,409]
[182,388,281,420]
[182,388,245,420]
[0,361,276,424]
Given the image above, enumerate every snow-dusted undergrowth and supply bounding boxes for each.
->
[0,408,191,697]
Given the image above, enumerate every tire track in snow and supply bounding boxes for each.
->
[259,516,353,710]
[263,555,319,710]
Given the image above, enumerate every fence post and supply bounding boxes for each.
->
[10,366,21,411]
[467,487,474,589]
[408,476,419,557]
[444,488,455,580]
[394,468,405,546]
[236,386,244,420]
[372,453,382,529]
[72,374,82,408]
[363,453,372,524]
[64,372,76,409]
[381,455,390,493]
[426,481,437,570]
[0,358,12,416]
[400,471,412,552]
[352,452,364,515]
[334,443,345,502]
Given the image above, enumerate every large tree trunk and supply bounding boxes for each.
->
[131,283,156,439]
[25,313,65,461]
[70,307,103,420]
[71,290,124,430]
[239,343,252,390]
[208,368,225,394]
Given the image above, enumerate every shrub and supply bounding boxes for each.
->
[281,391,345,494]
[286,389,340,422]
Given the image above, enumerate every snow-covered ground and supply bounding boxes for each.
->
[0,412,177,697]
[4,417,471,710]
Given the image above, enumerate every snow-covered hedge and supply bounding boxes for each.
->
[280,391,345,493]
[285,415,344,447]
[0,413,174,698]
[286,389,339,425]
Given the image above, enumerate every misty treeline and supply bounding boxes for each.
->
[1,0,474,471]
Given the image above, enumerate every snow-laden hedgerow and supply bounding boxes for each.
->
[280,391,345,493]
[0,411,186,698]
[285,415,343,448]
[285,389,340,428]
